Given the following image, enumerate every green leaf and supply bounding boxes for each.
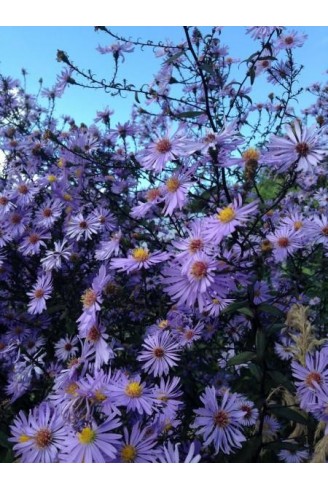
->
[257,55,277,61]
[270,406,308,425]
[256,329,266,359]
[0,431,11,449]
[223,301,248,316]
[237,307,254,318]
[258,303,284,318]
[248,66,256,85]
[232,436,262,462]
[167,51,185,64]
[268,370,295,392]
[199,63,216,76]
[267,441,300,452]
[227,351,256,366]
[248,362,263,382]
[176,111,204,119]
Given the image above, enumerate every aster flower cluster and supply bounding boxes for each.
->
[1,26,328,464]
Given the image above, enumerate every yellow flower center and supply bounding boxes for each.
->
[294,221,303,231]
[57,159,64,168]
[81,288,97,308]
[94,390,107,402]
[65,381,79,396]
[47,174,57,183]
[132,248,150,262]
[63,193,72,201]
[121,444,137,463]
[166,177,180,193]
[242,147,260,161]
[19,434,31,443]
[78,427,96,445]
[158,320,168,329]
[125,381,143,398]
[217,207,236,223]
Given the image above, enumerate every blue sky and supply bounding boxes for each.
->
[0,26,327,126]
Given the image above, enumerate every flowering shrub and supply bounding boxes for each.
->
[1,26,328,463]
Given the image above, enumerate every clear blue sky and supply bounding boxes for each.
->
[0,26,327,126]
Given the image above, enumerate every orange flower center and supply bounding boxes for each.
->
[296,142,309,157]
[35,428,52,449]
[166,177,180,193]
[189,238,203,253]
[81,288,97,308]
[277,237,289,248]
[214,410,229,428]
[153,347,165,358]
[156,138,172,154]
[305,371,322,388]
[190,260,208,279]
[34,288,44,299]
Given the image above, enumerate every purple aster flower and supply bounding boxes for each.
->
[192,387,246,455]
[110,373,155,415]
[55,335,79,362]
[34,198,63,229]
[66,212,101,241]
[0,192,15,216]
[97,41,134,61]
[138,125,194,173]
[130,190,163,219]
[110,247,169,273]
[10,177,39,206]
[312,215,328,247]
[246,26,280,40]
[10,403,67,463]
[94,106,114,125]
[266,226,302,262]
[278,444,309,463]
[261,415,280,442]
[27,273,53,315]
[203,295,234,317]
[41,239,71,271]
[6,208,30,237]
[204,195,258,244]
[158,441,201,463]
[79,265,110,323]
[54,67,74,96]
[85,323,114,370]
[236,397,259,426]
[274,336,294,361]
[19,230,50,256]
[195,122,243,155]
[176,322,204,347]
[91,206,116,232]
[162,253,217,311]
[137,331,181,377]
[115,424,159,463]
[95,230,122,260]
[267,60,293,85]
[153,376,183,413]
[162,170,192,216]
[172,220,212,267]
[61,414,121,463]
[266,120,327,174]
[252,280,272,305]
[292,350,328,410]
[276,30,307,50]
